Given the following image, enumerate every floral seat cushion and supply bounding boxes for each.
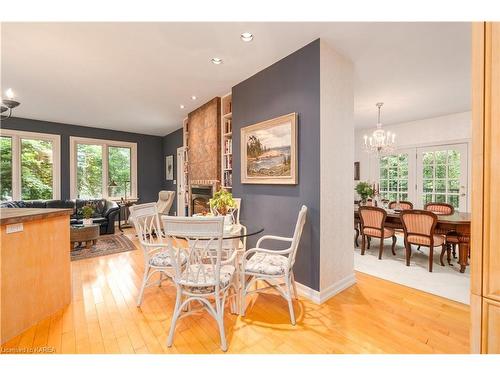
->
[244,253,289,276]
[149,251,187,267]
[180,264,235,293]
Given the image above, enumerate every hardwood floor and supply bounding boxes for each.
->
[1,229,470,354]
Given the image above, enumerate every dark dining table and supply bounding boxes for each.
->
[354,206,472,273]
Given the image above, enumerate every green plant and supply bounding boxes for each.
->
[80,204,95,219]
[355,181,374,201]
[209,188,236,216]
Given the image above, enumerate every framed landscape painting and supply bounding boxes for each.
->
[241,112,298,184]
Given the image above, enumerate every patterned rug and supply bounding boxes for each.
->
[71,233,137,261]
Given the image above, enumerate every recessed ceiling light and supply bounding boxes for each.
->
[211,57,223,65]
[240,32,253,42]
[180,104,185,109]
[191,95,197,100]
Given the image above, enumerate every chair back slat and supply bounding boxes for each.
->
[162,216,225,288]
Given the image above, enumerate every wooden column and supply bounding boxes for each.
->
[471,22,500,354]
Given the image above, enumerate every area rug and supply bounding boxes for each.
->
[71,233,137,261]
[354,236,470,304]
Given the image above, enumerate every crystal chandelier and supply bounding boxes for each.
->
[362,102,396,156]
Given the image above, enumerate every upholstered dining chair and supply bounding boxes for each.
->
[129,202,181,306]
[388,201,414,210]
[400,210,446,272]
[240,205,307,325]
[156,190,175,216]
[359,206,397,260]
[424,202,457,258]
[162,216,237,352]
[424,202,455,215]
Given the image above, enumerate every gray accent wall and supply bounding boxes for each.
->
[232,39,321,291]
[162,127,183,215]
[1,117,164,203]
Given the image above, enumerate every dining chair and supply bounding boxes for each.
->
[400,209,446,272]
[388,201,414,210]
[354,216,361,247]
[424,202,455,215]
[129,202,182,307]
[231,197,247,250]
[240,205,307,325]
[162,215,237,352]
[359,206,397,259]
[424,202,457,258]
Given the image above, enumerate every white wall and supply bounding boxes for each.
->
[355,111,472,182]
[318,40,356,299]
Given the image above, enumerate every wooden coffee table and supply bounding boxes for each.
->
[70,224,100,249]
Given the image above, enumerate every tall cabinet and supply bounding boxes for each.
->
[471,22,500,354]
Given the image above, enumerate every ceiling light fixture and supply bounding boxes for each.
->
[1,88,21,120]
[180,104,185,109]
[240,32,254,42]
[211,57,223,65]
[191,95,197,100]
[362,102,396,156]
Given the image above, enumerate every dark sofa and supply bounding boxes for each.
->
[0,199,120,235]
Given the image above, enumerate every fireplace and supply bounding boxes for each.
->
[190,185,213,214]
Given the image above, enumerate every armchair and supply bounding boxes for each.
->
[240,205,307,325]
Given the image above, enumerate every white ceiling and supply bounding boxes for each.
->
[1,22,471,136]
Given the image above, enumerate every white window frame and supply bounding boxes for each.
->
[0,129,61,201]
[69,136,137,200]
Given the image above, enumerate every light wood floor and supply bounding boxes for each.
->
[2,229,470,354]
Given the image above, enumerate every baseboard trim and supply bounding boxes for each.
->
[296,273,356,304]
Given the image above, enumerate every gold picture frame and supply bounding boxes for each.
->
[240,112,298,184]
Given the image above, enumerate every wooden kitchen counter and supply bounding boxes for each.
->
[0,208,73,344]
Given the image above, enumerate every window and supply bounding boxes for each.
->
[0,136,13,200]
[70,137,137,200]
[417,144,467,210]
[379,153,409,202]
[0,130,60,201]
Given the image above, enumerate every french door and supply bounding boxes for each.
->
[378,143,468,211]
[416,143,468,211]
[378,148,416,203]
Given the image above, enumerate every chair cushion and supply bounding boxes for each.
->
[407,234,445,246]
[244,253,289,276]
[180,264,235,293]
[363,227,395,238]
[149,251,187,267]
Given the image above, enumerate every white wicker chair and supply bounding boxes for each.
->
[129,202,180,307]
[240,205,307,325]
[162,216,237,352]
[231,198,247,250]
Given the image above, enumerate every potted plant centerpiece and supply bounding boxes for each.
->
[355,181,374,205]
[209,188,236,227]
[80,204,95,226]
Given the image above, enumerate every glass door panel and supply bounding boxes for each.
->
[416,144,468,211]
